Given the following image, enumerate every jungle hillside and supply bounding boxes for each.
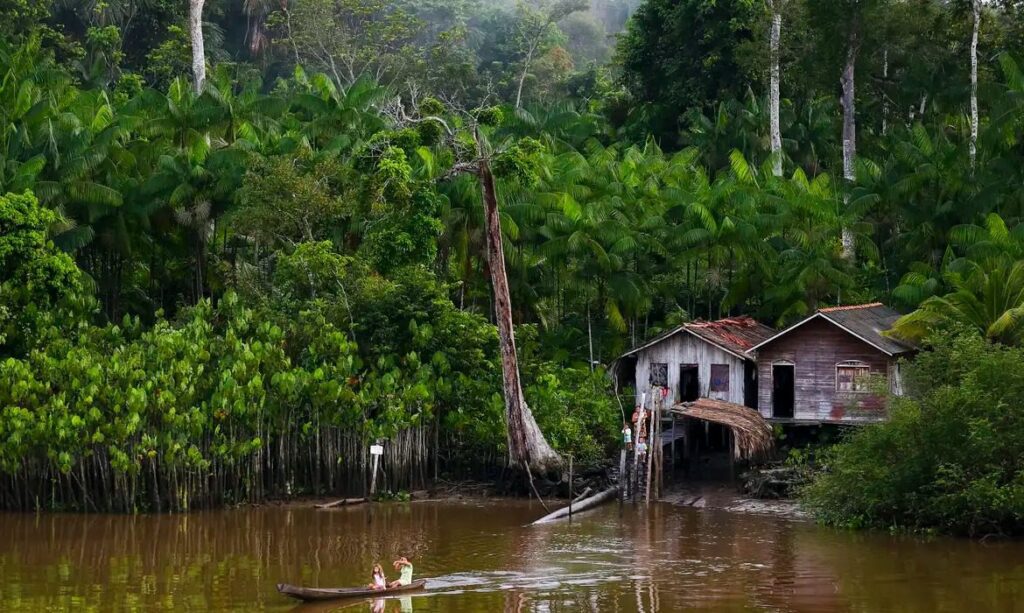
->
[2,0,1024,529]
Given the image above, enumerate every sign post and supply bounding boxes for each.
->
[369,443,383,496]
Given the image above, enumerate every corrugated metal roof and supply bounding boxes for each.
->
[617,316,776,361]
[746,303,916,356]
[820,303,916,355]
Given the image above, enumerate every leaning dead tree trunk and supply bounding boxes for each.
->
[391,99,563,477]
[189,0,207,93]
[839,30,859,261]
[969,0,980,170]
[477,141,562,475]
[768,0,784,177]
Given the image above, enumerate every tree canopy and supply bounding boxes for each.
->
[2,0,1024,513]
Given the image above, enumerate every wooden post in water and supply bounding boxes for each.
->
[568,454,573,520]
[655,401,663,498]
[729,430,736,482]
[433,413,440,484]
[645,397,656,503]
[631,439,638,503]
[654,405,661,499]
[618,448,627,504]
[670,415,676,472]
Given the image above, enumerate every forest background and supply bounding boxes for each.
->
[2,0,1024,531]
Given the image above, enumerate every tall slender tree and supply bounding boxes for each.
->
[768,0,785,177]
[970,0,981,170]
[839,23,859,260]
[806,0,884,261]
[189,0,206,93]
[513,0,587,109]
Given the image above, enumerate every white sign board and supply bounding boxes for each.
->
[370,444,384,456]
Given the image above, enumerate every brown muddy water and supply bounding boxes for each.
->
[0,500,1022,612]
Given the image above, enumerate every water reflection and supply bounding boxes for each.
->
[0,500,1022,611]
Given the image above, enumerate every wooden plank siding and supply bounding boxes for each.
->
[634,332,750,408]
[753,318,895,422]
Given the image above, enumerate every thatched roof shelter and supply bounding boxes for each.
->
[669,398,775,461]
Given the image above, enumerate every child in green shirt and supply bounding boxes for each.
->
[389,556,413,587]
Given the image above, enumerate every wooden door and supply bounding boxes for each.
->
[772,364,795,418]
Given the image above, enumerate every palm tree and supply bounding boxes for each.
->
[287,72,387,153]
[535,143,658,362]
[891,257,1024,344]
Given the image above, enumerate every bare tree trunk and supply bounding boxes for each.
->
[515,44,538,110]
[970,0,980,170]
[769,0,783,177]
[840,35,859,261]
[477,145,561,475]
[189,0,207,93]
[881,47,888,135]
[282,1,301,66]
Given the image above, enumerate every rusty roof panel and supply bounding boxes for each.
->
[684,317,778,357]
[616,316,776,361]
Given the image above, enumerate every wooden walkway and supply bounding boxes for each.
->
[618,396,774,502]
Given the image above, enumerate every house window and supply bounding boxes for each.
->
[649,363,668,387]
[836,361,871,392]
[709,364,729,392]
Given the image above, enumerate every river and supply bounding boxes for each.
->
[0,499,1022,612]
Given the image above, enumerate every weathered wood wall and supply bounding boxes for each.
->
[753,318,895,422]
[634,333,750,408]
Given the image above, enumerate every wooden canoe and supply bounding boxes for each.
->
[277,579,427,602]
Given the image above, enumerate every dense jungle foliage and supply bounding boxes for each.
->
[803,332,1024,537]
[2,0,1024,520]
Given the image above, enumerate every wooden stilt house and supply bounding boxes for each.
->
[745,303,916,423]
[612,317,777,410]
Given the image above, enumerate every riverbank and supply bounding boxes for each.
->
[661,484,809,521]
[270,481,810,526]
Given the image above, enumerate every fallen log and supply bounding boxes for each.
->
[531,486,619,525]
[315,497,368,509]
[571,487,593,504]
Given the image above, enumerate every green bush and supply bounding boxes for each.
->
[802,332,1024,537]
[526,366,620,464]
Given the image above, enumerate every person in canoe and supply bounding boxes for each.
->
[367,563,387,590]
[388,556,413,588]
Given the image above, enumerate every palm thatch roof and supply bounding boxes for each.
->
[669,398,775,461]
